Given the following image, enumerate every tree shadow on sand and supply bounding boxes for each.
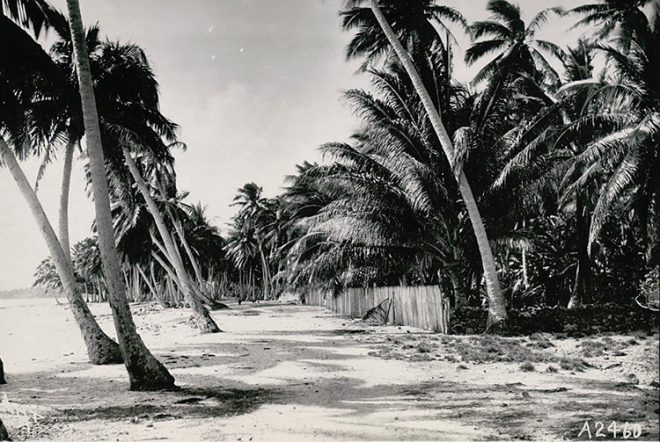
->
[56,385,275,422]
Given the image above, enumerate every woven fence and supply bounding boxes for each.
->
[305,285,450,333]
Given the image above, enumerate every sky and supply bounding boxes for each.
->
[0,0,589,290]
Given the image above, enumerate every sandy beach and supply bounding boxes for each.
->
[0,298,657,441]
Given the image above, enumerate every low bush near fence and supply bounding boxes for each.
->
[451,304,659,336]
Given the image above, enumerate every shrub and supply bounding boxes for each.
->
[520,362,535,372]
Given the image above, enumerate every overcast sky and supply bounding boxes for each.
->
[0,0,588,290]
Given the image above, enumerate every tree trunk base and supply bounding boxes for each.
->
[128,360,177,392]
[195,315,222,334]
[188,301,222,333]
[87,335,123,365]
[0,357,5,384]
[567,296,580,310]
[483,314,507,335]
[0,418,10,441]
[206,302,230,310]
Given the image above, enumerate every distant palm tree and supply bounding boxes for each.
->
[64,0,174,390]
[229,183,275,299]
[121,149,221,332]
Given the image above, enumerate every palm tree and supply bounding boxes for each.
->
[563,14,659,266]
[121,149,221,332]
[64,0,174,390]
[0,14,122,365]
[231,183,275,299]
[33,257,62,293]
[84,36,222,329]
[341,0,466,118]
[1,0,60,37]
[225,222,260,300]
[341,0,466,67]
[348,0,507,330]
[464,0,565,127]
[283,59,494,303]
[2,3,73,267]
[491,40,600,308]
[71,237,106,301]
[570,0,652,46]
[283,142,440,290]
[0,139,124,364]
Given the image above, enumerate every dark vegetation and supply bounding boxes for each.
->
[452,304,659,335]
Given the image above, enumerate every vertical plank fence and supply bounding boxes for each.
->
[304,285,449,333]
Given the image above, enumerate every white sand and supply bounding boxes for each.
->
[0,298,658,441]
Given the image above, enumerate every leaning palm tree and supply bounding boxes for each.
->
[64,0,174,390]
[0,13,122,365]
[341,0,466,68]
[341,0,467,121]
[121,149,222,332]
[356,0,507,330]
[88,39,221,332]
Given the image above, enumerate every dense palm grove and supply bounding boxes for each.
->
[14,0,660,323]
[0,0,657,402]
[224,0,659,317]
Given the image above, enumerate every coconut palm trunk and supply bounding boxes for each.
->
[172,220,204,286]
[569,191,592,309]
[58,138,75,266]
[65,0,174,390]
[0,417,9,441]
[122,148,220,333]
[369,0,507,330]
[0,356,5,384]
[0,137,122,364]
[257,239,271,300]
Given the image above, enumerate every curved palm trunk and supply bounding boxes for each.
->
[58,138,75,266]
[0,137,122,364]
[123,148,220,333]
[172,220,204,286]
[0,417,9,441]
[171,226,224,306]
[369,1,507,330]
[65,0,174,390]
